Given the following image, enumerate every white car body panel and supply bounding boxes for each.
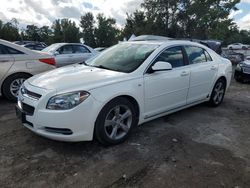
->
[17,40,232,142]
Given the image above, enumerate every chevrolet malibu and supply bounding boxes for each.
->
[16,40,232,145]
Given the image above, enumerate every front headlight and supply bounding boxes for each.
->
[235,63,242,71]
[46,91,90,110]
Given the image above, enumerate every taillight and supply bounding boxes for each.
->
[39,58,56,66]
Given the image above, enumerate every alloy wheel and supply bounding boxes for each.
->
[10,78,26,97]
[213,81,225,105]
[104,105,132,140]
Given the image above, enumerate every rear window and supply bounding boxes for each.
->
[184,46,212,64]
[0,44,24,54]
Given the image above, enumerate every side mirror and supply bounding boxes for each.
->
[54,51,59,56]
[151,61,172,72]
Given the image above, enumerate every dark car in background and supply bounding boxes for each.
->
[235,56,250,83]
[22,43,47,51]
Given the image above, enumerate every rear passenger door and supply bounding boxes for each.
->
[184,46,218,104]
[73,45,92,63]
[55,45,74,67]
[0,44,15,81]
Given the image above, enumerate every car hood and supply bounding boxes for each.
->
[243,60,250,66]
[28,64,128,91]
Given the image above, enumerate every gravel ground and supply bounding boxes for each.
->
[0,79,250,188]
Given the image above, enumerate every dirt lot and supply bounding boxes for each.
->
[0,79,250,188]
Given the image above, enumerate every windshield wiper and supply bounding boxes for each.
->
[79,61,88,65]
[91,65,114,71]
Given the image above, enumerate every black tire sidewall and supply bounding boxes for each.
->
[94,97,137,145]
[2,73,30,102]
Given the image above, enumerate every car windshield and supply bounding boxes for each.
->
[86,43,159,73]
[42,44,60,52]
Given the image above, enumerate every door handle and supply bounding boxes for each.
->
[68,55,73,57]
[210,66,217,70]
[0,60,10,62]
[180,71,189,76]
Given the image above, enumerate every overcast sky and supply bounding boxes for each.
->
[0,0,250,30]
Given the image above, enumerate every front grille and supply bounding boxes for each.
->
[44,127,73,135]
[243,67,250,74]
[21,86,42,100]
[22,103,35,116]
[26,90,42,99]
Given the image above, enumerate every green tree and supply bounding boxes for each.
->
[80,12,96,47]
[39,26,53,44]
[123,11,148,39]
[25,24,40,41]
[0,19,20,41]
[95,14,119,47]
[52,19,63,42]
[52,19,80,43]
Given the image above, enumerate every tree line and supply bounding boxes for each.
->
[0,0,250,47]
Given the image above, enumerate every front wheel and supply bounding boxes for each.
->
[209,79,226,107]
[94,97,137,145]
[2,73,30,102]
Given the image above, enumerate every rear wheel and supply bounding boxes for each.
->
[209,79,226,107]
[2,73,30,102]
[95,97,137,145]
[234,74,244,83]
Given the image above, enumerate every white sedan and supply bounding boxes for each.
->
[16,40,232,145]
[42,43,98,67]
[227,43,249,50]
[0,39,55,101]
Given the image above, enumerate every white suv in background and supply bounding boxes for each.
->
[16,40,232,145]
[0,39,55,101]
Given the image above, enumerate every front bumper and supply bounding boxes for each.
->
[16,82,101,142]
[235,69,250,81]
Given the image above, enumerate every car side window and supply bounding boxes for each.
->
[58,45,74,54]
[204,50,213,61]
[73,45,90,53]
[154,46,185,68]
[1,45,24,54]
[184,46,207,64]
[0,45,6,54]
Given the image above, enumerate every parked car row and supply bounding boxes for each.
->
[0,39,100,101]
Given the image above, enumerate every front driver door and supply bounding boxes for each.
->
[144,46,190,119]
[55,45,74,67]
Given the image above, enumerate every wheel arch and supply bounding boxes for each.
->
[1,72,33,97]
[217,76,227,88]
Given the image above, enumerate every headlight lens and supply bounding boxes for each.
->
[46,91,89,110]
[236,63,242,71]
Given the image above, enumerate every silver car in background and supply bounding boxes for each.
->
[0,39,55,101]
[42,43,98,67]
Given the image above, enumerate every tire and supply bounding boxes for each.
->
[234,75,244,83]
[229,47,233,50]
[94,97,137,145]
[2,73,31,102]
[209,78,226,107]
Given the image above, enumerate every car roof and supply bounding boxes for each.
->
[124,40,208,48]
[0,39,37,54]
